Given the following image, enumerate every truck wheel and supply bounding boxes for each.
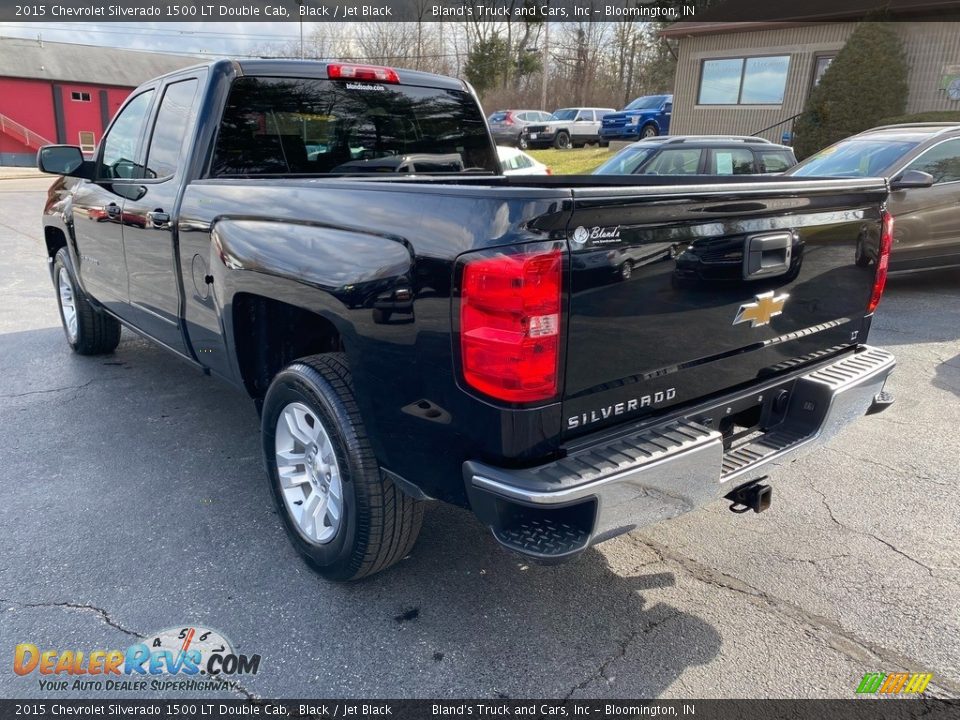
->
[53,248,121,355]
[620,261,634,281]
[261,353,423,581]
[641,124,658,139]
[554,131,571,149]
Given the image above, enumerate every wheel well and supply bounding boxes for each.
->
[44,226,67,259]
[233,293,343,398]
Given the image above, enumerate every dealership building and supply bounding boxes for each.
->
[662,20,960,143]
[0,37,198,166]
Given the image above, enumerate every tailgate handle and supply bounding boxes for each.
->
[744,232,793,279]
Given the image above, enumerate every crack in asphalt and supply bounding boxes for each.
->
[2,598,144,638]
[563,609,683,700]
[625,540,960,698]
[1,598,258,701]
[1,379,94,400]
[806,476,948,582]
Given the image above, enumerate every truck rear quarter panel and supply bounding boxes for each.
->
[177,180,571,504]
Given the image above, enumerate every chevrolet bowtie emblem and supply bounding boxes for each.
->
[733,291,789,328]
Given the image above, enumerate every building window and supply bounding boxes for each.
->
[698,55,791,105]
[71,91,92,102]
[78,131,96,154]
[812,56,835,87]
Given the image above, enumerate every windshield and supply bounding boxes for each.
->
[593,146,657,175]
[213,77,497,176]
[552,108,578,121]
[625,96,666,111]
[790,139,919,178]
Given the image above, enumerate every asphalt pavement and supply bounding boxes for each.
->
[1,175,958,700]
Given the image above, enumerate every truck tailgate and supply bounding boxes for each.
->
[562,178,889,436]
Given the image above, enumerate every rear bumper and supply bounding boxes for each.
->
[464,346,895,562]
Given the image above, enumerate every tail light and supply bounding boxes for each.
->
[867,211,894,313]
[460,249,562,403]
[327,63,399,83]
[546,167,553,175]
[503,112,515,126]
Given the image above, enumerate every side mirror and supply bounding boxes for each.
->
[890,169,934,190]
[663,103,673,114]
[38,145,92,178]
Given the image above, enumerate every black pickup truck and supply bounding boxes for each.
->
[39,60,896,580]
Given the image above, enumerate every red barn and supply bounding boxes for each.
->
[0,37,198,166]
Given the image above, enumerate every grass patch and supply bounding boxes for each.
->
[528,147,615,175]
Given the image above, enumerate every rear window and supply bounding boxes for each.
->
[212,76,497,176]
[758,150,795,173]
[489,112,509,122]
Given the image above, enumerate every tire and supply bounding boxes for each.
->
[600,141,610,148]
[261,353,423,581]
[641,124,658,139]
[517,134,529,150]
[53,248,121,355]
[554,131,571,150]
[620,261,633,281]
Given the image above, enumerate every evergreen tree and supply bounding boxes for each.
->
[794,22,908,159]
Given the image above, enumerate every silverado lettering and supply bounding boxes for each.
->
[567,389,677,429]
[38,59,895,580]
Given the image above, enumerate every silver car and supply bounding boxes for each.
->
[488,109,556,149]
[789,122,960,273]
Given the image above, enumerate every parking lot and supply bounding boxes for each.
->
[0,173,958,700]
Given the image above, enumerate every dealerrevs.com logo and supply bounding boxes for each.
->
[14,626,261,693]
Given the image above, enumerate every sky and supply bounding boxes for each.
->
[0,21,316,57]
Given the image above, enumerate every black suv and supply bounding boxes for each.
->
[593,135,796,176]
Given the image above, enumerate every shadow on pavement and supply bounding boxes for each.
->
[0,327,721,698]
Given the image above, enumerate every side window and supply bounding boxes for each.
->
[758,150,794,173]
[576,110,593,121]
[711,148,755,175]
[145,79,200,179]
[516,154,533,169]
[99,90,154,180]
[539,112,553,121]
[641,148,702,175]
[902,139,960,184]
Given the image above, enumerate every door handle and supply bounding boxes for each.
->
[743,232,794,279]
[147,210,170,228]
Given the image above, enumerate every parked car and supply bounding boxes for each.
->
[789,122,960,272]
[488,109,556,149]
[593,136,797,176]
[521,107,616,149]
[497,146,551,175]
[599,94,673,141]
[39,59,895,581]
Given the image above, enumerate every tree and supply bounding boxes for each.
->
[793,22,908,159]
[464,35,510,96]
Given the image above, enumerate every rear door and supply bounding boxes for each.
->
[561,179,888,437]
